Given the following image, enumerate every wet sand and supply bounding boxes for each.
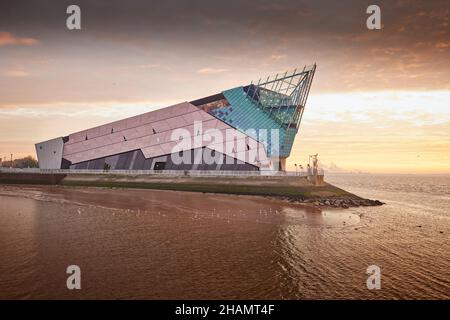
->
[0,181,449,299]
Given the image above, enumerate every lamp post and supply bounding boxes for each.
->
[294,163,298,176]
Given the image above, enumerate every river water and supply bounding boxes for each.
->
[0,174,449,299]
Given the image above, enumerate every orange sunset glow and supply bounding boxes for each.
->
[1,0,449,173]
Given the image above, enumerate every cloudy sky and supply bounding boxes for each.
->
[1,0,449,173]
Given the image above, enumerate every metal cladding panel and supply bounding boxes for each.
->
[165,115,188,129]
[203,119,217,131]
[151,119,170,132]
[35,137,64,169]
[141,145,164,159]
[182,111,201,125]
[160,141,179,155]
[64,102,193,146]
[60,100,268,168]
[63,102,192,161]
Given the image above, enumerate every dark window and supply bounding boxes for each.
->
[179,151,183,157]
[247,144,250,151]
[85,135,88,140]
[39,146,42,150]
[123,136,127,141]
[154,162,166,170]
[211,150,216,157]
[152,128,156,134]
[111,128,114,133]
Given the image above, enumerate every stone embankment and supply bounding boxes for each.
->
[285,196,384,209]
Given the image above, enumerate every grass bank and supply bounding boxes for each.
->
[60,179,352,199]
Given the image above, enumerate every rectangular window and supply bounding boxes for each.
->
[153,162,166,170]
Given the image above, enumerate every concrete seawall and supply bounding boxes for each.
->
[0,171,337,196]
[0,171,383,207]
[59,173,335,198]
[0,172,67,185]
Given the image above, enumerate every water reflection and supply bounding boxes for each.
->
[0,183,449,299]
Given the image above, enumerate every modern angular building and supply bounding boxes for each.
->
[36,65,316,171]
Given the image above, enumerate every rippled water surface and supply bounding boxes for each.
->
[0,174,449,299]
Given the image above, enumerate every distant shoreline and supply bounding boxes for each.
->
[0,172,383,209]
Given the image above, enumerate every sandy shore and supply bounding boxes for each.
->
[0,184,361,227]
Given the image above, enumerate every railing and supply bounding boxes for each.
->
[0,167,323,177]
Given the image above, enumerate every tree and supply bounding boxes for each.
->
[1,156,39,168]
